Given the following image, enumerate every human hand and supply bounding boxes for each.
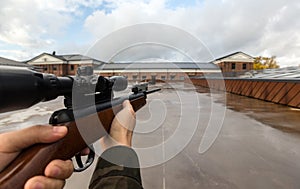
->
[0,125,74,189]
[100,100,136,150]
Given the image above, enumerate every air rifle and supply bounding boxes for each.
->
[0,65,160,189]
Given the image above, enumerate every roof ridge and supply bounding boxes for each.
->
[215,51,253,61]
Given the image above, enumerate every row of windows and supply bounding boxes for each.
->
[231,63,248,70]
[39,65,186,80]
[43,66,57,71]
[131,75,185,80]
[43,65,75,71]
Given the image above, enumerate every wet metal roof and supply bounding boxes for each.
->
[0,57,29,67]
[95,62,219,70]
[253,67,300,79]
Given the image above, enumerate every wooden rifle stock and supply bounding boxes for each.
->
[0,96,146,189]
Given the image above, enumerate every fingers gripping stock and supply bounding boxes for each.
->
[0,66,160,189]
[49,108,95,172]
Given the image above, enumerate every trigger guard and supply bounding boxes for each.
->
[74,145,95,172]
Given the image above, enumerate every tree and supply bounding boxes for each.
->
[253,56,266,70]
[254,56,280,70]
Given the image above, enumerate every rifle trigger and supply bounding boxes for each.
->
[74,145,95,172]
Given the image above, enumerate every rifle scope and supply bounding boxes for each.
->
[0,66,127,113]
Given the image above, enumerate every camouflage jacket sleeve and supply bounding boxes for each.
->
[89,146,143,189]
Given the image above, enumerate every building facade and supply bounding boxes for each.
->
[25,51,255,80]
[26,52,103,76]
[95,62,221,81]
[213,52,254,77]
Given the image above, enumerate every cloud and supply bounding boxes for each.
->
[0,49,31,61]
[0,0,299,67]
[0,0,73,47]
[85,23,214,62]
[0,0,105,60]
[84,0,300,67]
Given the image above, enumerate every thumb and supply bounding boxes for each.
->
[122,100,135,117]
[112,100,136,131]
[0,125,68,153]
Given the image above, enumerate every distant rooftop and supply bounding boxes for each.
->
[26,52,104,64]
[214,51,254,61]
[95,62,219,70]
[55,54,102,62]
[0,57,29,67]
[252,67,300,79]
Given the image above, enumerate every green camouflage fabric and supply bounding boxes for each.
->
[89,146,143,189]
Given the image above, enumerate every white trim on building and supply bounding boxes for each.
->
[95,69,221,74]
[213,52,254,64]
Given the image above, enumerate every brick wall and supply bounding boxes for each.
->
[98,72,204,81]
[35,64,92,76]
[218,62,254,77]
[189,78,300,109]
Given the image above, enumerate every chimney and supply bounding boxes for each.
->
[52,51,56,55]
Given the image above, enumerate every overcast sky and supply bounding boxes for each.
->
[0,0,299,67]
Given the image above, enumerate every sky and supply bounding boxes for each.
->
[0,0,299,67]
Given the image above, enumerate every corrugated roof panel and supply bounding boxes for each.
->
[0,57,29,67]
[285,73,300,78]
[60,54,95,61]
[252,67,300,79]
[267,72,299,78]
[95,62,219,70]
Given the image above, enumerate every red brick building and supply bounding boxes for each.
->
[213,52,254,77]
[27,52,103,76]
[95,62,221,81]
[26,51,255,79]
[26,52,221,80]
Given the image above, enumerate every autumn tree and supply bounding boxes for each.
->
[254,56,280,70]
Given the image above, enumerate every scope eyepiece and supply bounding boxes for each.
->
[0,66,73,113]
[0,66,129,113]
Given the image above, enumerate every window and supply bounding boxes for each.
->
[243,63,247,70]
[170,75,176,80]
[161,76,166,80]
[151,75,156,83]
[53,66,57,71]
[231,63,236,70]
[132,75,138,80]
[180,76,185,80]
[44,67,48,71]
[142,76,147,80]
[70,65,75,71]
